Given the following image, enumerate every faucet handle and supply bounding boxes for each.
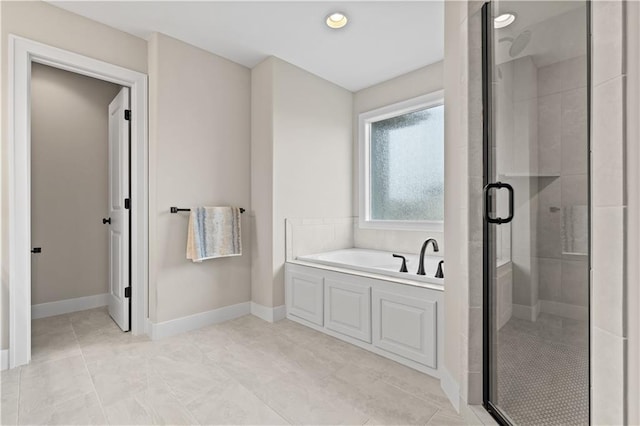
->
[392,254,408,273]
[435,260,444,278]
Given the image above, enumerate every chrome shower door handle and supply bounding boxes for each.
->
[484,182,514,224]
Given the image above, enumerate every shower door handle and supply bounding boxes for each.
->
[484,182,514,224]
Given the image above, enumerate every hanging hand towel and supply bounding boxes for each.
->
[561,205,588,255]
[186,207,242,262]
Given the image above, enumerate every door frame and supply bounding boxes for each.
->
[480,3,508,423]
[7,35,149,368]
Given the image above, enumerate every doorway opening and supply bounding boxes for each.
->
[29,63,131,363]
[8,35,148,368]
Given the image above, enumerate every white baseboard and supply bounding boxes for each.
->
[1,350,8,371]
[539,299,588,321]
[440,367,460,413]
[512,302,540,322]
[31,293,109,320]
[462,404,498,425]
[250,302,286,323]
[147,301,250,340]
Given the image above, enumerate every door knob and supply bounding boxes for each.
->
[31,247,42,254]
[102,217,111,225]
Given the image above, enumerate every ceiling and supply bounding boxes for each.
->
[48,1,444,92]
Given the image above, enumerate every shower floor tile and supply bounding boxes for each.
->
[496,313,589,426]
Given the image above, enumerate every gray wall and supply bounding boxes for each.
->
[148,33,252,323]
[30,63,120,305]
[249,58,274,309]
[251,57,353,308]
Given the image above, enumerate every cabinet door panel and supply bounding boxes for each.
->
[372,290,437,368]
[288,271,324,325]
[325,279,371,343]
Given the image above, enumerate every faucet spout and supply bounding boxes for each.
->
[417,239,439,275]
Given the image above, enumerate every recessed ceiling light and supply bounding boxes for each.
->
[326,12,348,29]
[494,13,516,29]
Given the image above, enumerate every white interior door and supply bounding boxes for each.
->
[107,87,130,331]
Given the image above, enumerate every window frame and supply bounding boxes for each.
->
[358,90,445,231]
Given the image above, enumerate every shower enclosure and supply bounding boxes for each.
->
[482,2,590,424]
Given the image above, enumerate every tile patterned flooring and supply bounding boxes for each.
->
[495,314,589,426]
[1,308,466,425]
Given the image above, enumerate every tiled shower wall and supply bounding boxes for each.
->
[591,1,629,424]
[496,56,540,321]
[495,53,589,322]
[535,55,589,319]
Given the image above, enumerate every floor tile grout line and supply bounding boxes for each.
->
[382,378,453,413]
[23,314,463,426]
[70,316,109,425]
[135,358,170,425]
[232,378,293,425]
[147,346,204,426]
[208,352,294,425]
[211,327,309,424]
[19,314,87,423]
[423,407,441,425]
[15,366,23,425]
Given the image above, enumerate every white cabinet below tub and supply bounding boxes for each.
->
[372,290,437,369]
[285,262,443,378]
[286,269,324,326]
[324,278,371,343]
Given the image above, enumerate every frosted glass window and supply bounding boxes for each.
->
[369,105,444,221]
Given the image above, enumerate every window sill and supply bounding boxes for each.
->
[358,219,444,233]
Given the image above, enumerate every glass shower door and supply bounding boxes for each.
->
[482,2,590,424]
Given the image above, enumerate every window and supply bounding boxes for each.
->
[359,91,444,231]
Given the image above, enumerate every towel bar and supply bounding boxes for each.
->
[170,207,245,214]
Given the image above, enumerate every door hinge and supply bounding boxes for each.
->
[124,198,130,209]
[31,247,42,254]
[124,287,131,298]
[124,110,131,121]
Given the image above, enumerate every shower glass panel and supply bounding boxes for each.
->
[482,2,590,425]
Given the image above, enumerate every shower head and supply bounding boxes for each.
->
[509,30,531,57]
[498,30,532,59]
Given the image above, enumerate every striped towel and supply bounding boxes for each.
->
[186,207,242,262]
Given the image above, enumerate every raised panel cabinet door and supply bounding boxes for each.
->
[324,279,371,343]
[287,270,324,326]
[372,290,437,368]
[107,87,130,331]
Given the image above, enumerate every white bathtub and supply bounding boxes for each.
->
[285,250,444,377]
[296,248,444,287]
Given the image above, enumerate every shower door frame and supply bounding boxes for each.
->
[480,3,509,423]
[480,2,593,424]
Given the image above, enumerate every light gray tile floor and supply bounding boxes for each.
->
[1,307,465,425]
